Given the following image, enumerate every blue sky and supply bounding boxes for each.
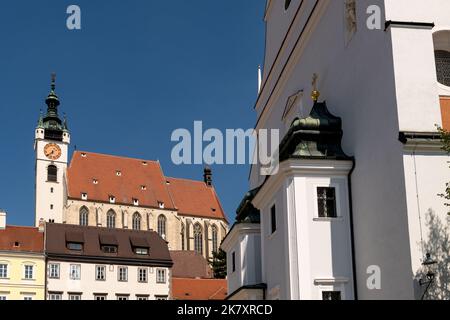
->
[0,0,266,226]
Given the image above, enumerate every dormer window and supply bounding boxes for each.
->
[142,161,148,166]
[14,241,20,248]
[81,193,88,201]
[102,245,118,254]
[134,247,149,255]
[116,171,122,177]
[67,242,83,251]
[109,196,116,204]
[93,179,99,185]
[133,199,139,206]
[81,153,87,158]
[158,202,165,209]
[141,185,147,191]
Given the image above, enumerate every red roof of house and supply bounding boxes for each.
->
[166,177,226,220]
[67,151,227,221]
[172,278,228,300]
[0,226,44,253]
[170,251,213,279]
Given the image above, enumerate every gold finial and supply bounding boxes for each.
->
[311,73,320,102]
[51,72,56,91]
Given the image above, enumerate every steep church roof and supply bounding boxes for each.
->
[67,151,227,221]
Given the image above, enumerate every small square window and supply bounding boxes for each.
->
[317,187,337,218]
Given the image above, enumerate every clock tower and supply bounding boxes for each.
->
[34,74,70,227]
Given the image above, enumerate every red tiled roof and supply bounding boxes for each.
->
[170,251,213,279]
[67,151,176,209]
[172,278,227,300]
[67,151,227,221]
[166,177,227,220]
[0,226,44,253]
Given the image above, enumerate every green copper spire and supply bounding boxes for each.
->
[45,73,60,118]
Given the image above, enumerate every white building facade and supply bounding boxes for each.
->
[45,223,172,300]
[223,0,450,300]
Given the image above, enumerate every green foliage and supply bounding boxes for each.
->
[438,126,450,215]
[210,249,227,279]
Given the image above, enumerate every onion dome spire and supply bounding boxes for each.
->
[45,73,60,118]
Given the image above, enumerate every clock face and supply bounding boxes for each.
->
[44,143,62,160]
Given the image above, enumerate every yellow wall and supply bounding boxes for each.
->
[0,252,45,300]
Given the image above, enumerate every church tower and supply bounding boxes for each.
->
[34,74,70,227]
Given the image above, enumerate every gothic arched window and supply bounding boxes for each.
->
[211,225,218,254]
[132,213,141,230]
[158,215,167,239]
[47,165,57,182]
[435,50,450,87]
[180,223,185,250]
[79,206,89,226]
[107,210,116,229]
[194,223,203,255]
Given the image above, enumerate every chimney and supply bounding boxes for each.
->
[38,218,45,233]
[203,166,212,186]
[0,210,6,230]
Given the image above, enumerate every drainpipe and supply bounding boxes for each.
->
[347,159,358,300]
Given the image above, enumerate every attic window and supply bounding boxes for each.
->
[134,247,149,255]
[93,179,99,185]
[102,245,118,254]
[133,199,139,206]
[81,193,88,201]
[81,153,87,158]
[166,181,170,185]
[14,241,20,247]
[142,161,148,166]
[67,242,83,251]
[211,208,217,212]
[109,196,116,204]
[116,171,122,177]
[141,185,147,191]
[158,202,165,209]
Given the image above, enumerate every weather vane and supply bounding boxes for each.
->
[311,73,320,102]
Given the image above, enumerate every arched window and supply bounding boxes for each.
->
[132,213,141,230]
[435,50,450,87]
[79,206,89,226]
[47,165,57,182]
[158,215,167,239]
[181,223,185,250]
[211,225,218,254]
[194,223,203,255]
[106,210,116,229]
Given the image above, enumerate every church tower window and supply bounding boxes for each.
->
[158,215,167,239]
[317,187,337,218]
[107,210,116,229]
[79,206,89,226]
[132,213,141,230]
[47,165,57,182]
[435,50,450,87]
[194,223,203,255]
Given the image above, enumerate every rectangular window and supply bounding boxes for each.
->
[118,267,128,282]
[134,247,149,255]
[94,294,107,300]
[67,242,83,251]
[48,292,62,300]
[322,291,342,300]
[232,252,236,273]
[136,295,149,300]
[0,296,7,300]
[156,269,166,284]
[49,263,60,279]
[24,265,34,280]
[270,205,277,234]
[23,296,33,301]
[96,265,106,281]
[69,294,82,300]
[155,295,168,300]
[70,264,81,280]
[138,268,148,283]
[0,264,8,278]
[102,245,118,254]
[116,295,129,301]
[317,187,337,218]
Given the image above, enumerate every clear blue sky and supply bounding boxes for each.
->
[0,0,266,226]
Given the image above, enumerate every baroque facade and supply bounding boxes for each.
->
[223,0,450,300]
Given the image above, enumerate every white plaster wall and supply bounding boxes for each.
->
[35,139,69,226]
[46,261,170,300]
